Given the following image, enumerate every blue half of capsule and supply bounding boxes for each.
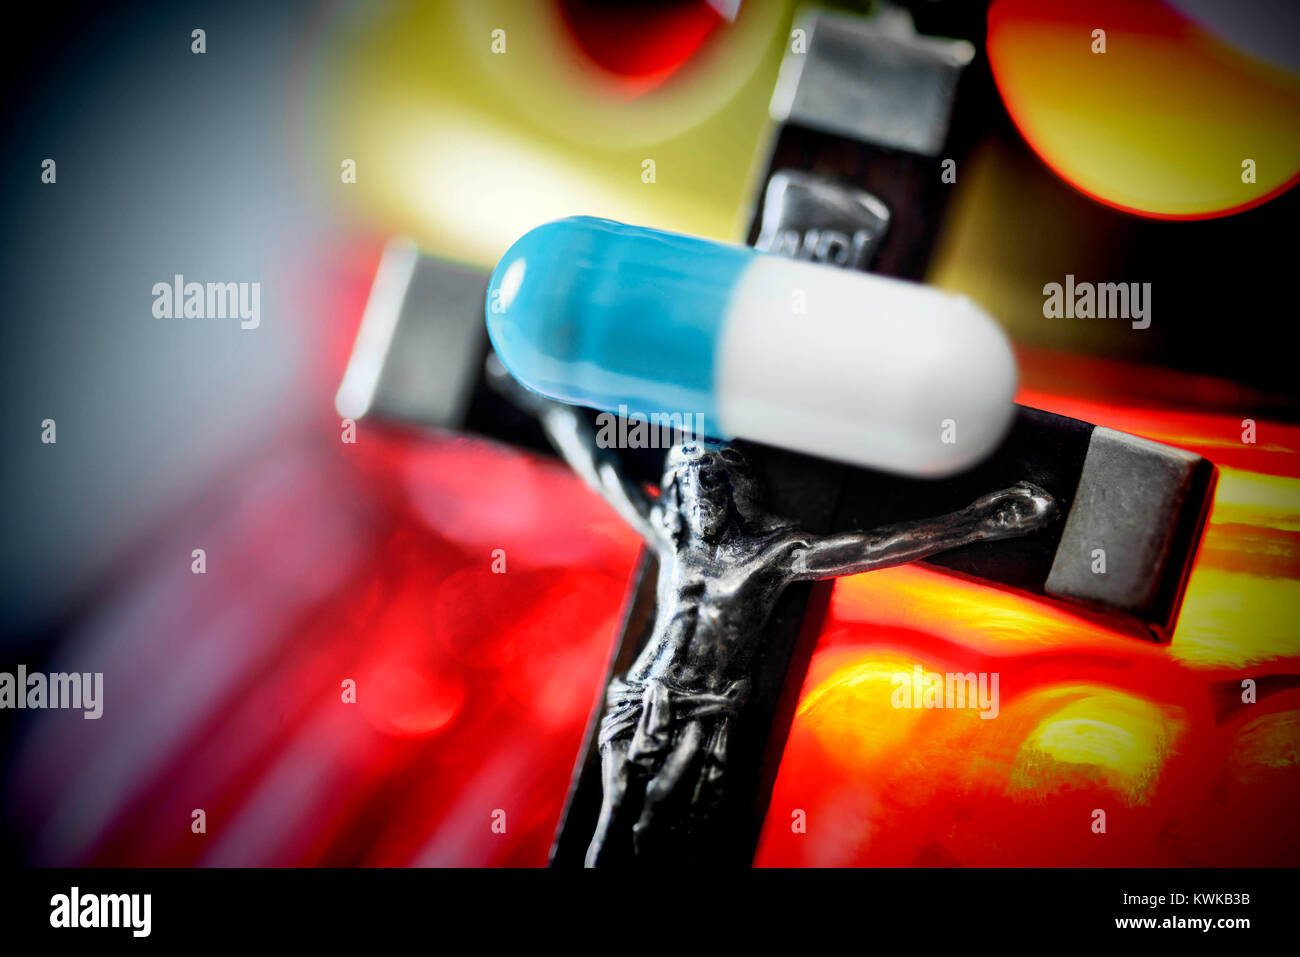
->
[484,216,749,424]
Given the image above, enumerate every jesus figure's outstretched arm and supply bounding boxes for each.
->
[486,355,662,544]
[789,482,1058,581]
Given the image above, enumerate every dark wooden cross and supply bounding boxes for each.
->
[335,6,1215,866]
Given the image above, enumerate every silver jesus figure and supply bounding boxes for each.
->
[488,361,1059,867]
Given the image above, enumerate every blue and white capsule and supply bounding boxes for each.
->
[485,216,1017,477]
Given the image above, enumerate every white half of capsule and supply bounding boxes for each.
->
[714,256,1018,477]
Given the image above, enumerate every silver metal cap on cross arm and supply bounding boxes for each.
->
[771,4,975,157]
[335,239,490,430]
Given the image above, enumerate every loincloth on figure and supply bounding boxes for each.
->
[585,677,750,864]
[600,676,749,794]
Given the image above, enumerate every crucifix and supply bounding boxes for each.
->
[335,5,1216,867]
[486,358,1057,866]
